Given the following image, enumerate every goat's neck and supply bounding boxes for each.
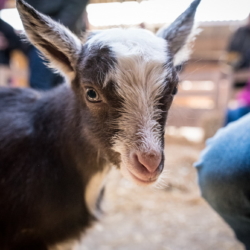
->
[34,85,110,217]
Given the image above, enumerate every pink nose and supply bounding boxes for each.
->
[135,151,162,173]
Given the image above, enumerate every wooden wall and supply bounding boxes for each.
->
[190,23,240,62]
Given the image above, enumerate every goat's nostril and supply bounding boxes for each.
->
[135,151,162,173]
[148,153,156,159]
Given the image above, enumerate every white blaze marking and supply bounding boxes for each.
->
[85,167,110,218]
[87,28,173,182]
[50,241,76,250]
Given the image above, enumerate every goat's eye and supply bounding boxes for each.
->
[85,88,101,103]
[172,86,178,95]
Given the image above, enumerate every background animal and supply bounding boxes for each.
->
[0,0,201,249]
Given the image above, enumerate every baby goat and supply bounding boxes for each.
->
[0,0,201,249]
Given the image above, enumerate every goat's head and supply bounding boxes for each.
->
[17,0,201,185]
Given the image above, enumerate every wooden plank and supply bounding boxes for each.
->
[90,0,137,3]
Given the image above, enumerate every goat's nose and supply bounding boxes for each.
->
[135,151,162,173]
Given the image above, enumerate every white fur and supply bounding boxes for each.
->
[173,24,201,66]
[111,57,167,154]
[87,28,168,63]
[50,241,76,250]
[85,167,110,218]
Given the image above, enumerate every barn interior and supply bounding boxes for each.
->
[0,0,249,249]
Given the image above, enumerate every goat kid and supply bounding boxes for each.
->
[0,0,201,249]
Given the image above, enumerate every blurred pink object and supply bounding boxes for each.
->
[0,0,7,10]
[237,78,250,106]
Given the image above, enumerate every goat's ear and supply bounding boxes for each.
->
[17,0,82,81]
[157,0,201,66]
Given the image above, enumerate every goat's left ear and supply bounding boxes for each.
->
[157,0,201,66]
[17,0,82,81]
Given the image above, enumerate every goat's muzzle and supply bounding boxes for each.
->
[125,151,163,185]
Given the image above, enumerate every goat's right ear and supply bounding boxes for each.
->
[17,0,82,81]
[156,0,201,66]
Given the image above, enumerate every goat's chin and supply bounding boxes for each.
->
[120,164,158,186]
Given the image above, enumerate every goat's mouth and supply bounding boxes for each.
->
[127,168,158,184]
[120,163,162,186]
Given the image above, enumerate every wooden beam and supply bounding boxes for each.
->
[4,0,139,8]
[90,0,137,3]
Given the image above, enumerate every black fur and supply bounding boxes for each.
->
[81,43,117,86]
[0,86,114,249]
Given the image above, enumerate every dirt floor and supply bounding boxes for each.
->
[75,138,244,250]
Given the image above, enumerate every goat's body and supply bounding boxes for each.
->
[0,0,201,248]
[0,86,105,248]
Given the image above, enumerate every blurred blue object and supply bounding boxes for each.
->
[28,47,64,90]
[195,113,250,250]
[225,106,250,125]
